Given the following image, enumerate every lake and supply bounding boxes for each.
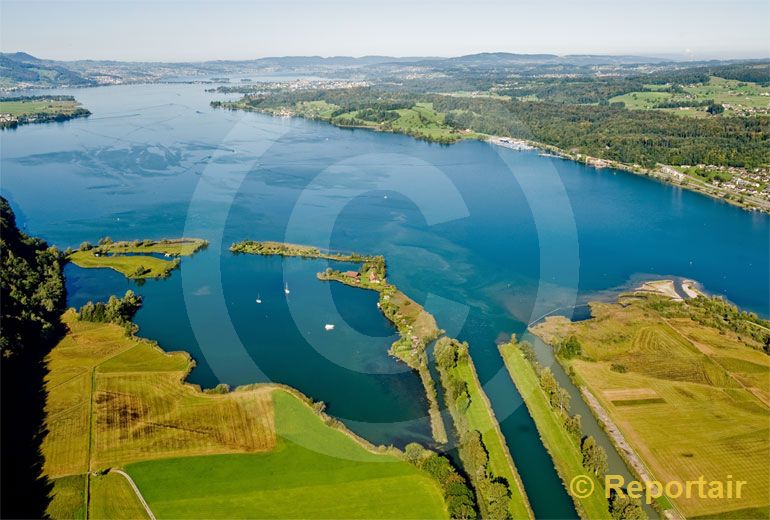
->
[2,83,767,519]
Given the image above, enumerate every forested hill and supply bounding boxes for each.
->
[0,197,66,357]
[1,197,66,518]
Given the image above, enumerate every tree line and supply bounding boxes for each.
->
[0,197,67,517]
[515,339,644,520]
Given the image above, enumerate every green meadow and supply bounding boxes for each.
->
[126,390,448,519]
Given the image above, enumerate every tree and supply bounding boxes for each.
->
[404,442,425,464]
[581,436,608,477]
[479,479,510,520]
[557,335,582,359]
[461,430,490,479]
[132,264,147,278]
[78,290,142,326]
[435,338,458,369]
[517,339,539,367]
[552,387,571,417]
[706,102,725,115]
[1,197,66,517]
[79,241,93,251]
[609,489,645,520]
[564,414,582,440]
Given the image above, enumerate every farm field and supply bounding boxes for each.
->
[532,292,770,518]
[498,341,611,519]
[42,312,449,519]
[42,310,276,479]
[0,98,83,116]
[327,102,465,142]
[610,76,770,117]
[230,97,482,143]
[46,475,87,520]
[126,390,448,519]
[88,472,150,520]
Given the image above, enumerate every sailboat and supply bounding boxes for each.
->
[284,283,290,295]
[255,293,262,304]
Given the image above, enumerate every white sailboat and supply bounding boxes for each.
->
[324,324,335,331]
[284,283,290,295]
[255,293,262,304]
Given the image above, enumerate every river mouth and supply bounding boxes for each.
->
[5,82,768,520]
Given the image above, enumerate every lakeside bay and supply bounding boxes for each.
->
[1,83,768,519]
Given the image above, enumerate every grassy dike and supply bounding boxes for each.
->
[231,240,449,445]
[498,340,611,520]
[434,338,533,520]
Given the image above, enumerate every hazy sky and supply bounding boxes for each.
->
[2,0,768,62]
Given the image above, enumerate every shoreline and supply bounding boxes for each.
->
[224,102,770,214]
[486,136,770,214]
[231,240,449,445]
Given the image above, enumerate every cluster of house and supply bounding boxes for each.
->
[0,113,19,128]
[342,270,381,284]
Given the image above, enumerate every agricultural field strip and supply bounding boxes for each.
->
[662,317,768,406]
[498,343,611,520]
[579,386,687,520]
[531,293,770,517]
[112,470,156,520]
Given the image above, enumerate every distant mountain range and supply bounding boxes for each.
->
[0,53,96,88]
[1,51,765,91]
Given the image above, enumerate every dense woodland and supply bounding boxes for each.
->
[0,197,66,517]
[229,82,769,168]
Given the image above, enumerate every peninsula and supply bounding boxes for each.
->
[531,285,770,519]
[68,238,208,279]
[0,96,90,129]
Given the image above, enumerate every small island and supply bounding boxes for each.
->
[0,95,90,129]
[68,238,208,279]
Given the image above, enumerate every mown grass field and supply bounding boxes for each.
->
[88,472,149,519]
[285,100,483,143]
[43,312,449,519]
[68,250,178,278]
[498,342,610,520]
[106,238,207,256]
[47,475,87,520]
[610,76,770,117]
[436,340,532,519]
[532,294,770,518]
[42,311,276,479]
[68,239,206,279]
[126,390,448,519]
[0,99,82,116]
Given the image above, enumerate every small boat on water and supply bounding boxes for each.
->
[255,294,262,304]
[324,324,335,331]
[284,283,290,295]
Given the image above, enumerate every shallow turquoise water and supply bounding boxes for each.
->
[3,84,768,519]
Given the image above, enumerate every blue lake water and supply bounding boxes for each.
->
[2,83,768,519]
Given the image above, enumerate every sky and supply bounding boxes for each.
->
[1,0,769,62]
